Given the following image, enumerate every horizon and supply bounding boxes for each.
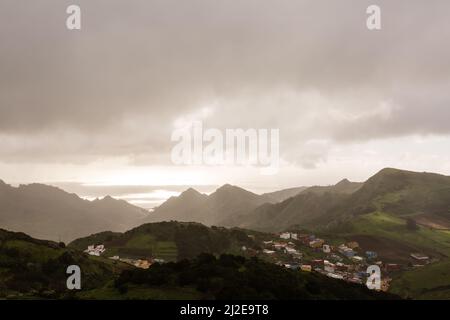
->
[3,166,448,209]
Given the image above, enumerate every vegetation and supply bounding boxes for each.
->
[69,221,259,261]
[390,259,450,299]
[0,229,129,299]
[113,253,399,300]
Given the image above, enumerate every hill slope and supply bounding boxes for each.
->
[238,179,363,232]
[0,180,148,242]
[0,228,129,299]
[145,184,274,227]
[261,186,308,203]
[69,221,260,261]
[239,168,450,232]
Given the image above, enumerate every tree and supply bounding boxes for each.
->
[406,218,419,231]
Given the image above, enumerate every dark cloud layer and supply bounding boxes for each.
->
[1,0,449,167]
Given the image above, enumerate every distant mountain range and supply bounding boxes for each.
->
[147,168,450,233]
[0,180,148,242]
[144,177,363,230]
[1,167,450,243]
[145,184,274,226]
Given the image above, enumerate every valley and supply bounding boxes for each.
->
[1,167,450,299]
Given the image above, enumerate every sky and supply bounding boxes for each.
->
[1,1,450,207]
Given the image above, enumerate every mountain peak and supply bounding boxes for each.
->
[216,184,247,193]
[179,187,204,199]
[335,178,351,186]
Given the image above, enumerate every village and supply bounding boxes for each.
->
[82,231,433,293]
[242,231,433,292]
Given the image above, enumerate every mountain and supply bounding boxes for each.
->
[239,168,450,232]
[341,168,450,219]
[69,221,260,261]
[261,186,308,203]
[238,178,363,232]
[0,181,149,242]
[301,179,363,196]
[145,184,273,227]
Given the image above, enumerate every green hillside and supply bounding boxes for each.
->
[343,168,450,219]
[390,259,450,299]
[1,227,401,300]
[69,221,259,261]
[328,212,450,298]
[0,229,130,299]
[240,168,450,233]
[332,212,450,256]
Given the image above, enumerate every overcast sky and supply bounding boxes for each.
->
[1,0,450,199]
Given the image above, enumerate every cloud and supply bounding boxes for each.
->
[0,0,449,170]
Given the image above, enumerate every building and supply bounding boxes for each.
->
[134,259,152,269]
[280,232,291,239]
[324,260,335,273]
[300,265,312,272]
[410,253,429,261]
[280,232,298,240]
[273,242,287,250]
[366,251,378,259]
[338,244,355,258]
[84,244,106,256]
[263,249,275,254]
[311,259,324,267]
[327,273,344,280]
[346,241,359,249]
[285,247,298,254]
[309,239,325,248]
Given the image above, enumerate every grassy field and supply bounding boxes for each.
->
[339,212,450,256]
[330,211,450,299]
[390,259,450,299]
[1,239,64,262]
[103,234,178,261]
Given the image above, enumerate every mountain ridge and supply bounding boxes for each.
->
[0,180,149,242]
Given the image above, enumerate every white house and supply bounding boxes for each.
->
[280,232,291,239]
[84,244,106,256]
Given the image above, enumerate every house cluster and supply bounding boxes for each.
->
[84,244,106,256]
[263,238,303,260]
[259,233,393,290]
[309,257,376,285]
[279,232,298,240]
